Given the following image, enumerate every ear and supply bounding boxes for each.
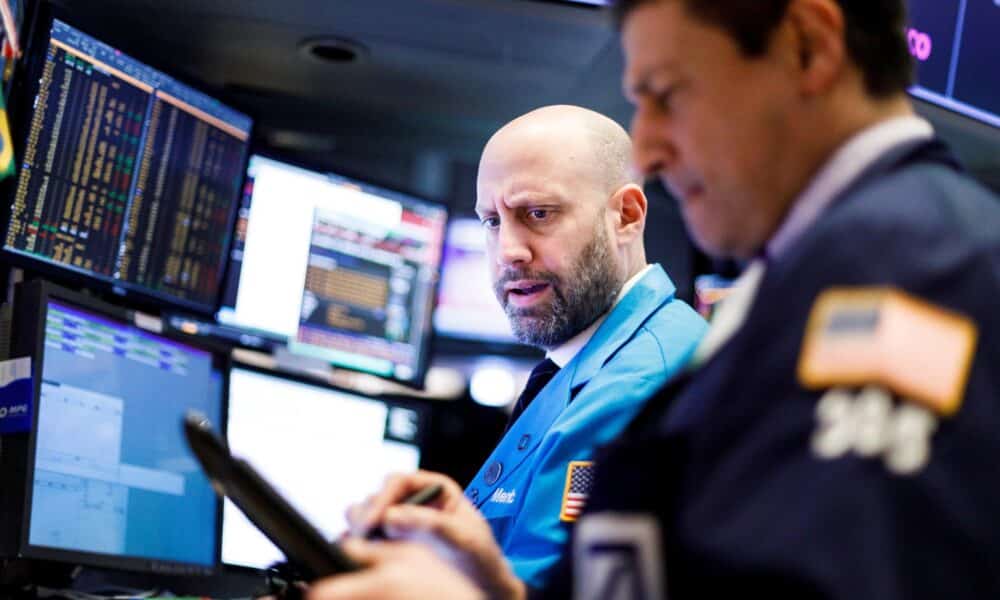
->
[610,183,647,245]
[785,0,846,96]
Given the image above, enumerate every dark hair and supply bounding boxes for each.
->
[612,0,913,98]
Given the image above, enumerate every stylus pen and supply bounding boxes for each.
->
[365,483,444,540]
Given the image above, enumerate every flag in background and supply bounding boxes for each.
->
[0,91,13,180]
[0,0,18,180]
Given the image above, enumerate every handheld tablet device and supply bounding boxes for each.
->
[182,412,359,580]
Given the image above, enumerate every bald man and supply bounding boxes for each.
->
[346,105,706,588]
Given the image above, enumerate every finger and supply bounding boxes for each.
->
[390,470,469,513]
[342,534,427,561]
[383,505,468,549]
[413,471,469,511]
[339,537,382,564]
[360,473,425,532]
[345,502,369,537]
[307,571,388,600]
[362,471,462,530]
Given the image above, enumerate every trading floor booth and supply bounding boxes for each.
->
[0,0,998,597]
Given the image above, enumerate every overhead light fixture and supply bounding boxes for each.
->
[299,36,368,65]
[267,130,338,153]
[470,363,519,408]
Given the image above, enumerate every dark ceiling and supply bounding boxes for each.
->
[52,0,1000,214]
[51,0,635,214]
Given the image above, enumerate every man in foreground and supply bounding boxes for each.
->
[312,0,1000,597]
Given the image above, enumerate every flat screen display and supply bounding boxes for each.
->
[221,367,422,569]
[906,0,1000,128]
[3,18,252,312]
[217,155,447,385]
[27,299,223,568]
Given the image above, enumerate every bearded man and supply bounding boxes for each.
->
[348,104,706,589]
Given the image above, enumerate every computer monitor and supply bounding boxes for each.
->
[0,281,226,575]
[2,12,253,314]
[434,217,517,344]
[221,365,424,570]
[217,155,447,386]
[907,0,1000,128]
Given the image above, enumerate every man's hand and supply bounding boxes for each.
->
[345,471,525,600]
[306,538,485,600]
[346,470,466,537]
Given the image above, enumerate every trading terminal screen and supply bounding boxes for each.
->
[435,218,517,343]
[906,0,1000,128]
[222,367,422,569]
[4,18,252,312]
[28,299,222,568]
[218,156,447,384]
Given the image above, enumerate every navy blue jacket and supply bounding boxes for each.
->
[545,139,1000,599]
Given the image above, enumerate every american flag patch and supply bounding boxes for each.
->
[560,461,595,522]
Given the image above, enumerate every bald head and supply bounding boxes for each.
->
[475,105,650,350]
[481,105,636,201]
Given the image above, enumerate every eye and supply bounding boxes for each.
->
[648,80,683,114]
[480,215,500,229]
[653,87,676,112]
[527,208,549,221]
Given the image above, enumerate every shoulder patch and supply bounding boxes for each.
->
[560,461,595,522]
[798,287,977,416]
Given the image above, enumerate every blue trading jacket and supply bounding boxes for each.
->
[464,265,707,588]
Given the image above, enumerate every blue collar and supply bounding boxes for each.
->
[564,265,676,394]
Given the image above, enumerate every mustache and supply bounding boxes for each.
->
[495,269,559,289]
[494,269,562,306]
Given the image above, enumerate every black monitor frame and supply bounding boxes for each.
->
[0,280,230,576]
[221,360,429,573]
[215,151,448,390]
[0,3,254,317]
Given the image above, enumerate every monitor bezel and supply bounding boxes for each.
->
[217,151,449,389]
[221,360,429,573]
[0,2,254,317]
[7,279,230,576]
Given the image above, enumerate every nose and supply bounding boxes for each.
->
[630,104,676,179]
[495,221,531,267]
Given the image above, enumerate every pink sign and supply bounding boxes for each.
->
[907,28,933,62]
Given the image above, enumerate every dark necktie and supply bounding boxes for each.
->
[505,358,560,432]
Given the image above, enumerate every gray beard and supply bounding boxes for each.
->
[497,227,622,350]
